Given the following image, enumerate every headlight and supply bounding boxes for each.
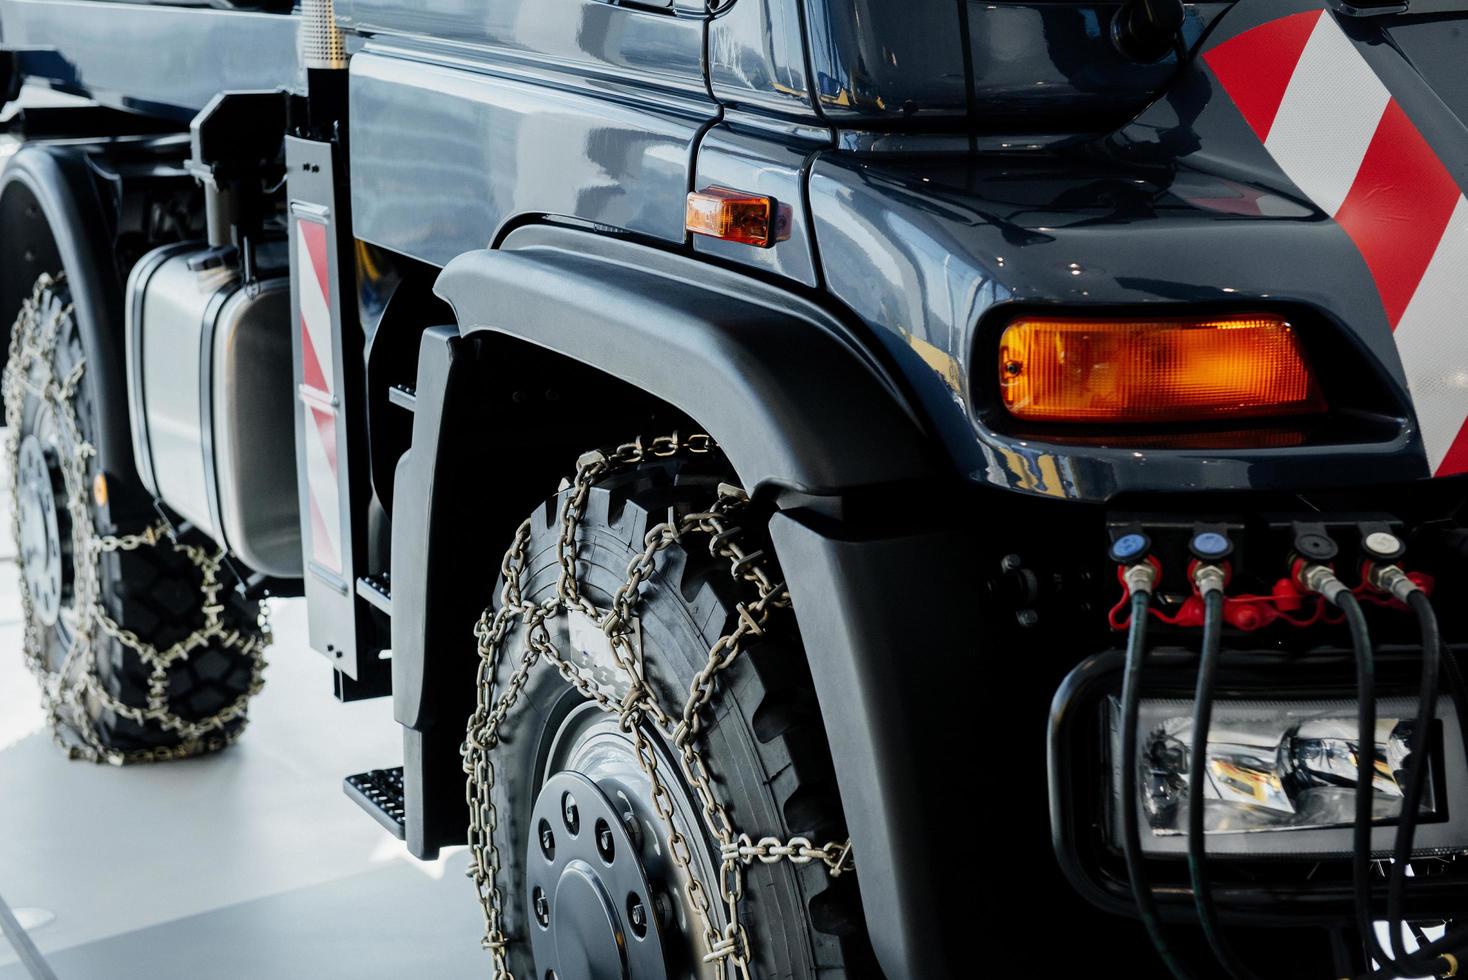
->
[1109,696,1451,854]
[1050,648,1468,919]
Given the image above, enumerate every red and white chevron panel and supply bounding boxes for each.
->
[296,218,344,575]
[1206,8,1468,476]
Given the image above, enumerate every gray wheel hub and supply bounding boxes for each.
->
[529,703,724,980]
[528,771,668,980]
[16,434,68,627]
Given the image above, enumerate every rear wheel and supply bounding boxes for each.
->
[4,273,269,763]
[467,450,874,979]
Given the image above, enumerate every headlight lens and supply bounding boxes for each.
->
[1124,699,1430,835]
[1107,696,1460,857]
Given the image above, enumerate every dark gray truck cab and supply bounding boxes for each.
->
[5,1,1468,977]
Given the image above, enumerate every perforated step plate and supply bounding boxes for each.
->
[344,767,406,840]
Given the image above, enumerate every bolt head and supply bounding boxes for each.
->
[561,794,580,835]
[652,890,674,927]
[533,886,550,927]
[626,893,648,938]
[619,808,642,852]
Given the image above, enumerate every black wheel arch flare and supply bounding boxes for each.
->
[392,226,968,979]
[0,142,137,487]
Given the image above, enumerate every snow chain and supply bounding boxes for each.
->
[3,274,271,765]
[462,433,854,979]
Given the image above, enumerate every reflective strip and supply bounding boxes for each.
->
[295,216,342,573]
[1393,198,1468,475]
[303,404,342,573]
[297,220,335,396]
[1206,10,1468,475]
[1201,9,1320,141]
[1263,12,1389,217]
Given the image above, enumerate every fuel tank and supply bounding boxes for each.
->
[810,0,1468,501]
[125,243,302,577]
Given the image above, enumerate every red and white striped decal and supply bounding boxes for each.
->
[1206,9,1468,476]
[297,218,344,574]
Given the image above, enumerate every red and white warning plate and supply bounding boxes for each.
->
[1206,8,1468,476]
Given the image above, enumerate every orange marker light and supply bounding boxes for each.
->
[998,314,1325,423]
[686,188,775,247]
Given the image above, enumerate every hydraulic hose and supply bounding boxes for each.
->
[1187,586,1264,980]
[1331,588,1449,979]
[1347,589,1464,980]
[1332,591,1404,976]
[1120,585,1196,980]
[1382,589,1442,973]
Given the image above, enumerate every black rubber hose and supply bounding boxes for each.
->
[1336,592,1405,975]
[1187,589,1265,980]
[1347,594,1463,979]
[1120,587,1196,980]
[1383,590,1443,974]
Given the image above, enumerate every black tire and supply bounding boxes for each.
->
[483,460,875,979]
[5,273,268,763]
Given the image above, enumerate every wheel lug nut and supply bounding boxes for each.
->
[533,886,550,927]
[626,893,647,939]
[619,807,642,852]
[594,819,615,863]
[561,793,580,835]
[537,818,555,860]
[652,889,674,928]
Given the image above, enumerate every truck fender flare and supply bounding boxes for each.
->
[431,228,960,978]
[434,226,938,498]
[0,143,136,483]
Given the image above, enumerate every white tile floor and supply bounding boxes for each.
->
[0,472,482,973]
[0,88,486,977]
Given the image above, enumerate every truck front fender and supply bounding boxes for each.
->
[431,228,963,978]
[435,226,938,498]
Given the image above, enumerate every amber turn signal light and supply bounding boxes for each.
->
[686,188,775,247]
[998,313,1325,424]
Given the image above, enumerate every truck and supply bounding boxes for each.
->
[2,0,1467,976]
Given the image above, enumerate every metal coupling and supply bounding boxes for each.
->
[1368,563,1421,604]
[1193,563,1227,598]
[1299,562,1349,606]
[1123,562,1157,597]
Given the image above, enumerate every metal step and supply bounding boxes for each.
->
[356,572,391,615]
[387,384,417,411]
[343,767,406,840]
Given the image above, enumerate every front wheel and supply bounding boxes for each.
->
[464,445,874,979]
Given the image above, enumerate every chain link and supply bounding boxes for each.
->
[462,433,853,978]
[3,274,271,765]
